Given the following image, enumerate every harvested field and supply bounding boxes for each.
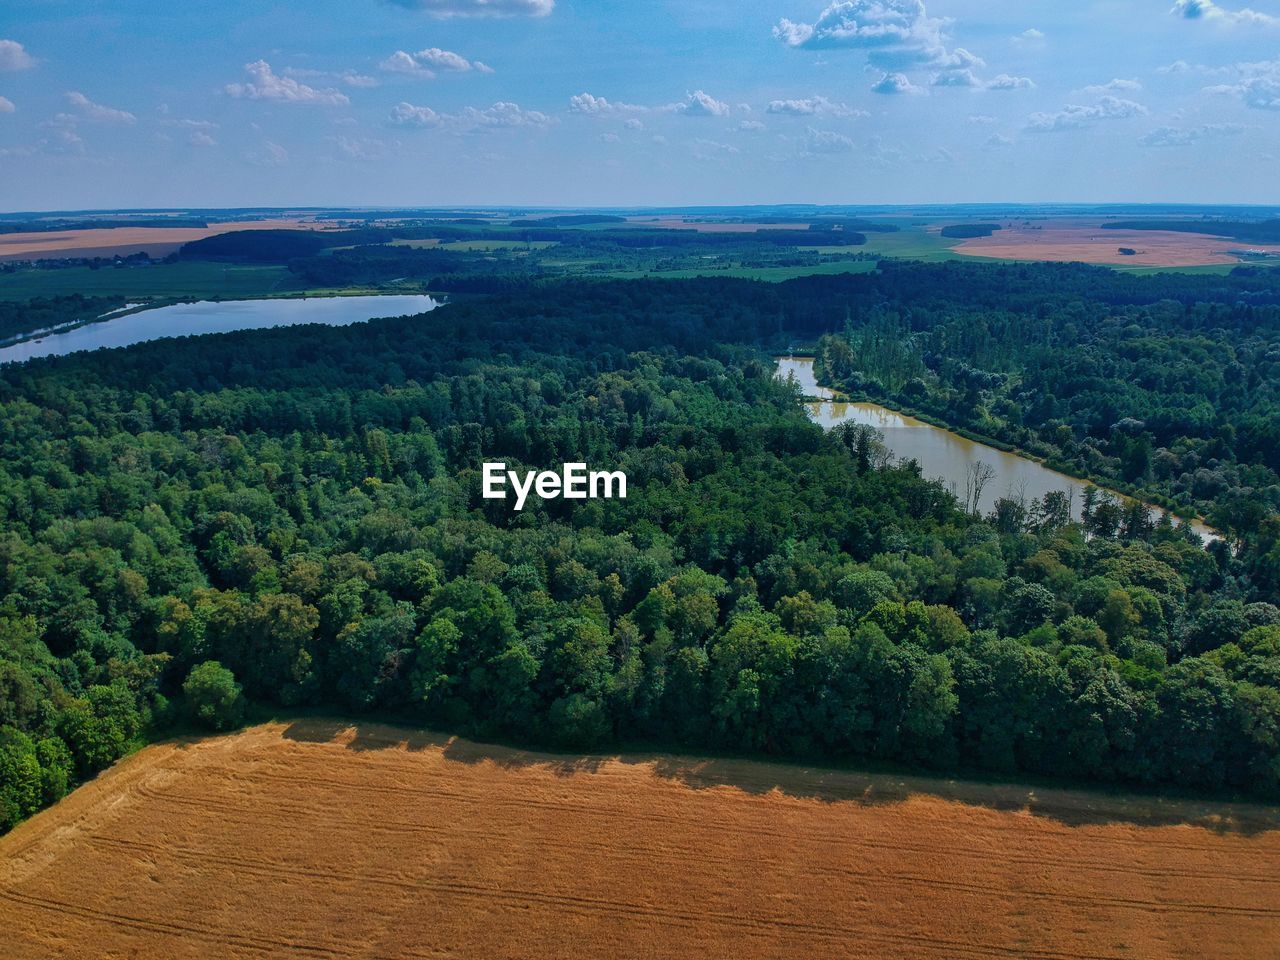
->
[3,720,1279,960]
[950,222,1280,267]
[0,219,332,261]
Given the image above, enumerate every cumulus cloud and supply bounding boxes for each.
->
[802,126,855,153]
[1139,123,1246,146]
[189,130,217,147]
[1171,0,1279,25]
[775,0,985,74]
[570,89,729,118]
[1206,60,1280,109]
[0,96,14,114]
[871,71,923,94]
[969,114,996,124]
[679,89,730,116]
[380,47,492,77]
[934,70,1033,90]
[390,101,444,126]
[1011,28,1044,44]
[739,119,766,131]
[986,74,1035,90]
[1027,96,1148,131]
[766,95,866,117]
[391,99,552,129]
[933,69,981,88]
[568,92,645,115]
[383,0,554,16]
[460,101,552,126]
[226,61,350,106]
[0,39,34,72]
[623,117,644,130]
[1078,78,1142,95]
[287,67,380,88]
[65,91,136,123]
[985,133,1014,148]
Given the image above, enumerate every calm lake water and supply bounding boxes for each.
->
[776,356,1217,542]
[0,294,441,364]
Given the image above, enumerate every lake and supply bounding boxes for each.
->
[0,294,441,364]
[776,356,1217,542]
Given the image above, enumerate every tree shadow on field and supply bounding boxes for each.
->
[271,717,1280,836]
[280,716,449,754]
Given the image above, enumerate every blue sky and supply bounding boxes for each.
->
[1,0,1278,209]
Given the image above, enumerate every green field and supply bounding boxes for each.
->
[391,239,559,253]
[599,259,880,282]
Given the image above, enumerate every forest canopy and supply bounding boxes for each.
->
[2,262,1280,832]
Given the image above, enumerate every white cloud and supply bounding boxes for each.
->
[739,119,766,131]
[934,70,1033,90]
[226,61,350,105]
[1206,60,1280,109]
[65,91,136,124]
[1078,78,1142,95]
[287,67,380,88]
[766,95,867,117]
[679,89,730,116]
[986,74,1035,90]
[1140,123,1246,146]
[1011,28,1044,44]
[775,0,983,71]
[985,133,1014,148]
[1171,0,1279,26]
[391,99,552,129]
[568,92,644,115]
[623,117,644,130]
[0,39,34,72]
[570,89,730,119]
[871,71,923,94]
[390,101,445,126]
[380,47,491,77]
[803,126,855,154]
[969,114,997,124]
[460,101,553,127]
[933,69,981,88]
[383,0,553,16]
[1027,96,1148,131]
[599,132,621,143]
[0,96,14,114]
[189,131,217,147]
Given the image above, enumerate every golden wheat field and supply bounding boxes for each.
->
[2,720,1279,960]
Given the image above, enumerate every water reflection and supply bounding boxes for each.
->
[777,356,1217,542]
[0,294,441,364]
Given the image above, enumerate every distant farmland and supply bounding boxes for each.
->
[3,720,1279,959]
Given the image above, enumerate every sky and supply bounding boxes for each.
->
[1,0,1278,210]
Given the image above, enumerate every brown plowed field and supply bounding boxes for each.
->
[0,220,332,261]
[951,223,1280,267]
[3,720,1279,959]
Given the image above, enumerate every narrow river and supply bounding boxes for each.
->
[777,356,1218,542]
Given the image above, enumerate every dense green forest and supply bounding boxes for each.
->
[2,264,1280,832]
